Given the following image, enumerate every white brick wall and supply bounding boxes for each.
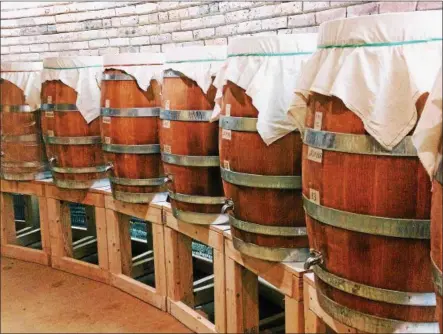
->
[0,1,441,59]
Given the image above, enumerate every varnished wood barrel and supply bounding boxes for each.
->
[100,53,165,203]
[41,56,107,189]
[160,46,227,225]
[1,62,48,181]
[432,162,442,332]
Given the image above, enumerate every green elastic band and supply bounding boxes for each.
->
[165,59,225,64]
[318,38,442,49]
[43,65,103,70]
[228,51,313,57]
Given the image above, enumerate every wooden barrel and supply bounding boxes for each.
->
[100,53,165,203]
[302,93,436,332]
[0,62,48,181]
[41,57,107,189]
[432,161,442,332]
[160,46,227,225]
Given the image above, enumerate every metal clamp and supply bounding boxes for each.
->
[160,109,213,122]
[162,153,220,167]
[172,208,229,225]
[0,105,34,113]
[220,167,302,189]
[163,69,183,78]
[1,134,40,143]
[102,143,160,154]
[221,198,234,214]
[101,107,160,117]
[229,214,307,237]
[41,103,78,112]
[102,73,135,81]
[110,176,165,186]
[168,191,226,205]
[219,115,258,132]
[304,249,323,269]
[44,136,101,145]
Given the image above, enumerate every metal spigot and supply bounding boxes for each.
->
[164,174,173,184]
[221,198,234,214]
[105,162,114,172]
[304,249,323,270]
[48,156,57,165]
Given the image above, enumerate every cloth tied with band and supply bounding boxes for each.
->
[41,56,103,123]
[103,53,165,91]
[164,45,227,94]
[1,62,43,111]
[291,11,442,150]
[413,67,442,179]
[212,34,317,145]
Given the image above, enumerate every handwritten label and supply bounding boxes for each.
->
[47,130,54,137]
[223,160,230,170]
[222,129,232,140]
[102,116,111,124]
[164,100,170,110]
[314,112,323,130]
[163,144,171,154]
[105,99,110,108]
[309,188,320,204]
[45,111,54,118]
[225,104,231,117]
[307,147,323,163]
[47,96,52,104]
[162,120,171,128]
[104,137,111,144]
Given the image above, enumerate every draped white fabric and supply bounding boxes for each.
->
[164,45,227,94]
[41,56,103,123]
[103,53,165,91]
[212,34,317,145]
[292,11,442,150]
[1,62,43,111]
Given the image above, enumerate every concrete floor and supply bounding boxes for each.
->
[1,257,191,333]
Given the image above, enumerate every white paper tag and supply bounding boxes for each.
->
[163,144,171,154]
[45,111,54,118]
[162,120,170,128]
[165,100,170,110]
[223,160,230,170]
[102,116,111,124]
[104,136,111,144]
[307,147,323,163]
[314,112,323,130]
[225,104,231,116]
[47,130,54,137]
[47,96,52,104]
[222,129,231,140]
[105,99,110,108]
[309,188,320,204]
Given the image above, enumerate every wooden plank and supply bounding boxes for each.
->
[1,193,16,246]
[213,248,226,333]
[51,256,110,284]
[95,206,109,272]
[168,299,217,334]
[104,195,162,224]
[111,273,166,311]
[152,223,167,298]
[45,184,105,207]
[38,196,51,255]
[118,213,132,276]
[225,254,259,333]
[0,179,45,196]
[285,296,304,334]
[106,209,122,274]
[60,202,73,257]
[47,198,64,257]
[1,244,50,266]
[164,227,194,307]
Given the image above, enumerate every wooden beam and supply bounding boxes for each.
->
[0,192,16,246]
[118,213,132,276]
[152,223,167,298]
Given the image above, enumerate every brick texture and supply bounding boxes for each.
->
[0,1,440,58]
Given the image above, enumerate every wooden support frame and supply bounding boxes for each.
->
[224,230,308,334]
[0,179,51,266]
[163,203,229,333]
[105,193,167,311]
[46,182,110,284]
[303,273,362,334]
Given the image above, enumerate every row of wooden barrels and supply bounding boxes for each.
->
[1,63,441,333]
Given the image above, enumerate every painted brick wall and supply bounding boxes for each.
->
[1,1,442,61]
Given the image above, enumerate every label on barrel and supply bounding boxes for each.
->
[165,100,170,110]
[47,96,52,104]
[104,136,111,144]
[225,104,231,116]
[45,111,54,118]
[102,116,111,124]
[163,144,171,154]
[309,188,320,204]
[223,160,230,170]
[162,120,171,128]
[222,129,232,140]
[314,112,323,130]
[307,147,322,163]
[47,130,54,137]
[105,99,110,108]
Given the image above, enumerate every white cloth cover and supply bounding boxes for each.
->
[103,53,165,91]
[292,11,443,150]
[212,34,317,145]
[164,46,227,94]
[412,67,442,179]
[1,62,43,111]
[41,56,103,123]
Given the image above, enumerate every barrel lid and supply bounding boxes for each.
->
[165,45,227,64]
[103,53,165,67]
[43,56,103,69]
[1,61,43,72]
[228,34,317,56]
